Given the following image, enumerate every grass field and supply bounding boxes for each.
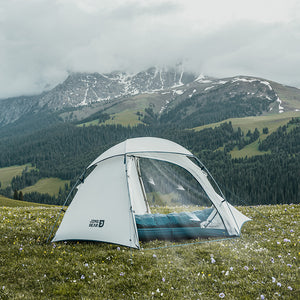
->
[102,109,144,126]
[0,195,50,207]
[0,164,35,189]
[229,140,271,159]
[77,93,163,127]
[21,178,70,197]
[77,108,144,127]
[0,203,298,299]
[193,111,300,159]
[77,109,144,127]
[193,111,300,134]
[271,81,300,111]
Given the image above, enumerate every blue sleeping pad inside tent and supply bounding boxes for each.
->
[135,208,227,240]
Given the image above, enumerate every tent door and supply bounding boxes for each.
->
[127,156,150,215]
[136,157,151,214]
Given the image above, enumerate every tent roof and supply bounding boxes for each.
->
[88,137,192,167]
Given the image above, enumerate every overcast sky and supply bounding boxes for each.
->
[1,0,300,98]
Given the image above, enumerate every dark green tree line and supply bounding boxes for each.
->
[0,118,299,205]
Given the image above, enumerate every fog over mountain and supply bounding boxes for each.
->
[1,0,300,99]
[2,64,299,129]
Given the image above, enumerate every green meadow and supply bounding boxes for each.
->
[0,163,69,197]
[0,201,298,299]
[77,109,143,127]
[102,109,143,126]
[0,195,49,207]
[193,111,300,134]
[21,178,70,197]
[0,164,35,188]
[229,140,271,159]
[77,93,164,127]
[194,111,300,159]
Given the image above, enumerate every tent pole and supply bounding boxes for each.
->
[194,156,241,235]
[46,169,87,243]
[192,156,231,235]
[194,156,227,202]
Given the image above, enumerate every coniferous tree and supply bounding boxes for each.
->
[13,189,18,200]
[19,191,24,201]
[263,127,269,134]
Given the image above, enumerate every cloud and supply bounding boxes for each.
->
[0,0,300,98]
[184,20,300,82]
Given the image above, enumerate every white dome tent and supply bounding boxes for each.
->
[50,137,250,249]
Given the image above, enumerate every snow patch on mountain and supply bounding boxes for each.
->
[277,97,284,113]
[205,86,214,91]
[231,77,257,84]
[174,89,184,95]
[260,80,273,91]
[195,74,212,83]
[159,99,171,114]
[189,89,197,98]
[217,80,228,85]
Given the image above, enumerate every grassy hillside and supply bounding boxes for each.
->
[0,204,298,299]
[77,93,164,127]
[0,162,69,198]
[0,164,35,188]
[271,81,300,111]
[0,195,50,207]
[77,108,144,127]
[21,178,70,197]
[193,111,300,158]
[229,141,270,159]
[193,111,300,134]
[103,94,165,115]
[102,110,143,126]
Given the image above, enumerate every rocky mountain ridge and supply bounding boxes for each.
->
[0,66,299,127]
[37,67,197,109]
[0,67,197,126]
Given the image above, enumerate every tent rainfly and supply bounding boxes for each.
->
[52,137,250,249]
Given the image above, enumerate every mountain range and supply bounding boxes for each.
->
[1,66,299,131]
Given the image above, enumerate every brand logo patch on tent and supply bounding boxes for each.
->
[89,219,105,228]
